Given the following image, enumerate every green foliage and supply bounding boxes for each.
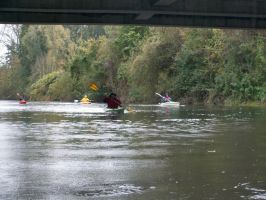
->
[214,31,266,103]
[19,25,74,84]
[48,72,74,101]
[114,26,149,59]
[30,71,75,101]
[67,38,107,98]
[0,68,14,99]
[66,25,105,42]
[163,29,219,101]
[30,71,61,100]
[0,56,24,99]
[1,25,266,104]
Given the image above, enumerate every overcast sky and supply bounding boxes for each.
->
[0,24,10,63]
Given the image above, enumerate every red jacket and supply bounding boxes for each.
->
[104,97,121,109]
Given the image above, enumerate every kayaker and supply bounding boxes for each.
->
[161,93,172,102]
[165,93,172,102]
[103,93,122,109]
[17,93,25,101]
[80,95,90,104]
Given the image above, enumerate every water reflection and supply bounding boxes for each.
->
[0,101,266,199]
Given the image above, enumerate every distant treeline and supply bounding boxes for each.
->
[0,25,266,104]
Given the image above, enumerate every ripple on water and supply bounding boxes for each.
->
[236,183,266,200]
[74,183,144,197]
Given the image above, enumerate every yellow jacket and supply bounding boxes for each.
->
[80,96,90,103]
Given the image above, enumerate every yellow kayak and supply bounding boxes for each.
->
[80,101,91,104]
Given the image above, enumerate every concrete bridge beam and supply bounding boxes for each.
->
[0,0,265,28]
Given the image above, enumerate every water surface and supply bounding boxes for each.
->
[0,100,266,200]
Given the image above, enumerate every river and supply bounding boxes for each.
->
[0,100,266,200]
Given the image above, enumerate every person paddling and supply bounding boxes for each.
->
[80,95,90,104]
[103,93,122,109]
[163,93,172,102]
[17,93,27,104]
[155,92,172,103]
[17,93,25,101]
[159,93,172,103]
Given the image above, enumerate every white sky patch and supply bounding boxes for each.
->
[0,24,8,64]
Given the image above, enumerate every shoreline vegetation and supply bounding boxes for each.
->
[0,25,266,105]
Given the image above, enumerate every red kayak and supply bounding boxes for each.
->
[19,100,27,104]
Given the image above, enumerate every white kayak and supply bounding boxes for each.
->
[159,101,180,107]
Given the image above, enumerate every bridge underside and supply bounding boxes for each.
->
[0,0,266,29]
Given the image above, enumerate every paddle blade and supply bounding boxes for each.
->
[89,83,98,91]
[155,93,164,98]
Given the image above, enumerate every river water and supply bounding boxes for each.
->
[0,100,266,200]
